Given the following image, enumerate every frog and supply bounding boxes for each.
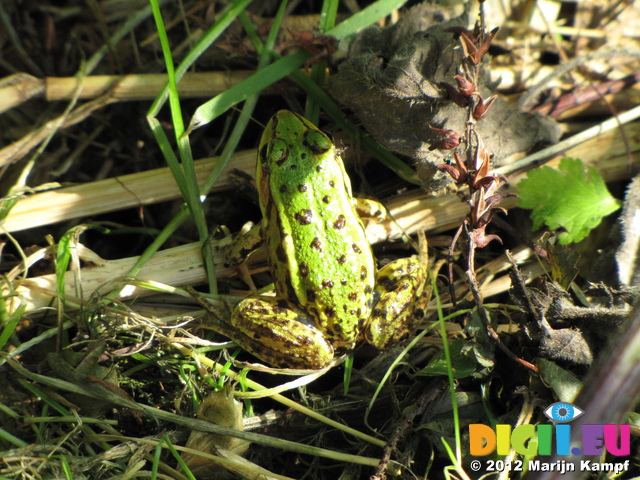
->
[222,110,427,369]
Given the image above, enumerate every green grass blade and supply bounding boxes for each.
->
[55,231,73,298]
[125,2,289,295]
[0,299,25,352]
[327,0,408,40]
[304,0,339,122]
[149,0,185,139]
[161,434,197,480]
[147,0,255,118]
[149,0,220,293]
[0,426,28,448]
[146,117,187,194]
[18,379,72,417]
[433,277,462,462]
[189,49,312,131]
[59,455,73,480]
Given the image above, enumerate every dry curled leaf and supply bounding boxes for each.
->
[329,4,560,192]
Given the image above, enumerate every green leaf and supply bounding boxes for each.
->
[517,157,621,244]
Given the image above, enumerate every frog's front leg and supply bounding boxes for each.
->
[231,295,334,369]
[365,256,428,350]
[353,197,386,223]
[223,222,264,267]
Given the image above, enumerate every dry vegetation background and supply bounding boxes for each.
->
[0,0,640,479]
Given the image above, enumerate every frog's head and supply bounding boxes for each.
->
[256,110,336,213]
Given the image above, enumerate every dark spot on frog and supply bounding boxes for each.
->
[360,266,367,280]
[325,307,336,318]
[322,195,330,204]
[321,279,334,289]
[299,262,309,277]
[298,336,315,347]
[276,245,287,263]
[295,209,313,225]
[341,279,348,286]
[348,292,358,302]
[301,153,307,159]
[352,243,362,254]
[310,237,322,251]
[329,180,335,188]
[379,276,408,292]
[337,254,347,264]
[283,278,297,301]
[280,185,287,193]
[364,285,373,294]
[333,215,346,230]
[290,164,298,170]
[298,184,308,193]
[331,323,343,336]
[306,289,316,302]
[251,306,271,316]
[316,165,323,172]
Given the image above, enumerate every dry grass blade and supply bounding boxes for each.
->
[4,118,638,234]
[6,116,638,315]
[0,94,116,168]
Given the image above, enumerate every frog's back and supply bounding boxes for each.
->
[258,111,376,349]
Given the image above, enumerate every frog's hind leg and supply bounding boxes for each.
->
[231,296,334,369]
[365,256,428,350]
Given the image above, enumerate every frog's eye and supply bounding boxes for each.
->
[261,138,289,169]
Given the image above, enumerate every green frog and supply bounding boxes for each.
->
[223,110,427,369]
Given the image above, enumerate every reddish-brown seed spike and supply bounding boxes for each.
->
[474,175,498,190]
[472,97,486,121]
[471,227,503,248]
[473,94,498,120]
[458,31,478,60]
[454,74,475,96]
[428,125,461,150]
[437,163,467,183]
[472,149,492,186]
[477,28,499,61]
[454,151,466,171]
[472,21,482,39]
[429,136,461,151]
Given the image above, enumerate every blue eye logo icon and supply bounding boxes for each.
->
[544,402,584,423]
